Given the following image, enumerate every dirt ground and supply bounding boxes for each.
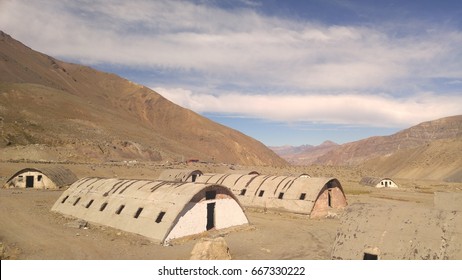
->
[1,161,461,260]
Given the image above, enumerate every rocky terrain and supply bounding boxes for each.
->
[0,31,286,166]
[272,115,462,182]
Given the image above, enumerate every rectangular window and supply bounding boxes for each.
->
[134,207,143,219]
[258,190,265,197]
[73,197,81,206]
[61,196,69,203]
[99,202,108,212]
[155,211,166,223]
[205,190,217,200]
[299,193,306,200]
[37,175,42,182]
[86,199,94,208]
[115,205,125,215]
[240,189,247,196]
[278,192,284,199]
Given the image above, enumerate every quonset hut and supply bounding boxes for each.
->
[3,166,78,189]
[196,173,347,218]
[52,177,249,244]
[360,177,399,188]
[157,169,203,182]
[331,193,462,260]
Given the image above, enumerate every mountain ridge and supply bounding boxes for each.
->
[0,31,286,166]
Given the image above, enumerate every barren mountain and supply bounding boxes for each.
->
[0,31,286,166]
[314,115,462,166]
[270,141,339,165]
[362,137,462,182]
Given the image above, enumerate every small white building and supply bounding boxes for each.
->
[360,177,399,188]
[3,166,78,189]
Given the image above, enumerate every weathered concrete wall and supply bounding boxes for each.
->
[311,186,348,218]
[4,171,56,189]
[52,178,249,244]
[332,202,462,260]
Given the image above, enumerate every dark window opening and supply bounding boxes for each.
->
[155,211,166,223]
[206,202,215,230]
[86,199,94,208]
[206,190,217,200]
[61,196,69,203]
[99,202,108,212]
[37,175,42,182]
[363,253,378,260]
[240,189,247,196]
[299,193,306,200]
[278,192,284,199]
[191,174,197,182]
[115,205,125,215]
[26,176,34,188]
[134,207,143,219]
[258,190,265,197]
[73,197,81,206]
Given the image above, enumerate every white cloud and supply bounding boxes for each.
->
[154,87,462,127]
[1,0,461,129]
[1,0,462,91]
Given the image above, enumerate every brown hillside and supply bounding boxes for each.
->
[0,31,286,166]
[362,138,462,182]
[314,115,462,166]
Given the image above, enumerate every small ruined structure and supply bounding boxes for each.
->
[3,166,78,189]
[331,193,462,260]
[360,177,399,188]
[52,177,249,244]
[157,169,203,182]
[196,173,347,218]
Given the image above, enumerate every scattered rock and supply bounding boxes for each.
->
[65,219,88,229]
[190,237,231,260]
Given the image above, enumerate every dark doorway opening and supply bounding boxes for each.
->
[328,190,332,207]
[192,174,197,182]
[206,202,216,230]
[26,176,34,188]
[363,253,378,260]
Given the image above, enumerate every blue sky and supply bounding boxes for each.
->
[1,0,462,146]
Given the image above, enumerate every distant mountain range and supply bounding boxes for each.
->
[0,31,286,166]
[271,115,462,182]
[269,141,339,165]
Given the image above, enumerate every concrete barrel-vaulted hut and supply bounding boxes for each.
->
[331,193,462,260]
[3,166,78,189]
[360,177,398,188]
[157,169,203,182]
[196,173,347,218]
[51,177,249,244]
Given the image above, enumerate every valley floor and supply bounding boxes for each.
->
[0,161,461,260]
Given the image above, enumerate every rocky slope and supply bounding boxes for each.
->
[314,115,462,166]
[0,31,286,166]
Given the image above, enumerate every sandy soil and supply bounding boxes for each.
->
[1,161,461,260]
